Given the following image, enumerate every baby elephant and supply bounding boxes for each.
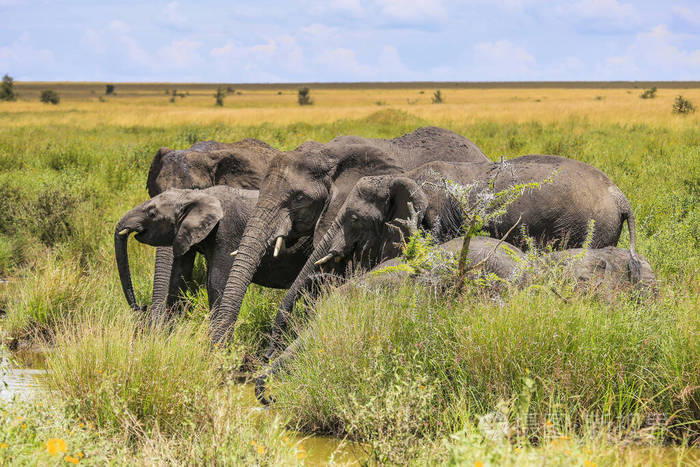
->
[115,186,310,316]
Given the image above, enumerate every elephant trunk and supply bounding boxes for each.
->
[267,221,342,358]
[211,205,280,344]
[114,226,140,311]
[150,246,174,320]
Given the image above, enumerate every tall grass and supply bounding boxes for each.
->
[271,280,699,461]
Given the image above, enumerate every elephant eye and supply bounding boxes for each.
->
[294,192,306,202]
[350,214,359,223]
[147,208,156,218]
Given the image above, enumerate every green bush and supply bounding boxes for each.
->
[640,87,657,99]
[0,74,16,101]
[673,95,696,114]
[214,87,226,106]
[298,87,313,106]
[40,89,60,105]
[432,89,443,104]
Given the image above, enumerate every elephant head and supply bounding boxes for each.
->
[143,139,279,315]
[263,175,429,350]
[211,142,403,343]
[115,189,223,311]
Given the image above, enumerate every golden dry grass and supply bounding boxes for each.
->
[3,84,699,129]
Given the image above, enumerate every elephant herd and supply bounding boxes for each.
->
[114,127,655,403]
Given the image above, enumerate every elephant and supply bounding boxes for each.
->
[115,186,311,316]
[142,139,280,318]
[255,236,656,405]
[262,155,641,361]
[212,126,489,343]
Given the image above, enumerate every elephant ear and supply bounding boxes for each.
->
[388,177,428,226]
[173,191,224,257]
[147,147,173,198]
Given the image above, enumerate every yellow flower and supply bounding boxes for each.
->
[566,450,572,455]
[65,455,80,464]
[282,436,289,444]
[257,445,265,455]
[17,416,22,421]
[79,423,84,428]
[584,461,596,467]
[78,451,84,458]
[46,438,67,455]
[545,420,553,426]
[514,447,520,453]
[250,440,257,446]
[21,424,27,429]
[0,443,8,449]
[559,435,570,440]
[475,462,484,467]
[297,451,306,460]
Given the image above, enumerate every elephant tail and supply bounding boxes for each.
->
[618,191,642,284]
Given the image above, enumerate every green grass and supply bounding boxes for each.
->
[0,108,698,463]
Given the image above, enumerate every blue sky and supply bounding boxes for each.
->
[1,0,699,82]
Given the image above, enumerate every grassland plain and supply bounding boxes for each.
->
[0,83,698,465]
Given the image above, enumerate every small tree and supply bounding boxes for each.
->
[432,90,443,104]
[640,87,657,99]
[226,86,235,93]
[40,89,60,105]
[672,95,696,114]
[214,87,226,106]
[105,84,115,95]
[0,74,17,101]
[298,87,313,106]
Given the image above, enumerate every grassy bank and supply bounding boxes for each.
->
[0,87,698,463]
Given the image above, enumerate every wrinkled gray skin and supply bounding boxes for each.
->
[143,139,280,319]
[213,126,488,343]
[115,186,311,316]
[265,155,640,362]
[255,237,655,405]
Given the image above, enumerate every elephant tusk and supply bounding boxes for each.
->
[314,253,334,266]
[273,236,284,257]
[230,250,238,257]
[118,228,130,236]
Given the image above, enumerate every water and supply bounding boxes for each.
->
[0,349,365,465]
[0,349,46,401]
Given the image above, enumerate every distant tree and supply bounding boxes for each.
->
[40,89,60,105]
[214,87,226,106]
[105,84,115,95]
[672,95,696,114]
[640,87,657,99]
[227,86,235,93]
[0,74,17,101]
[298,87,313,105]
[432,90,443,104]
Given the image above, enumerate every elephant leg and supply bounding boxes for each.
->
[150,246,174,320]
[256,334,305,405]
[159,250,197,321]
[205,251,232,311]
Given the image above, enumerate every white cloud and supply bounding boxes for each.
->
[598,24,700,79]
[316,47,371,77]
[376,0,447,24]
[158,39,202,68]
[0,33,54,76]
[163,1,187,27]
[556,0,640,31]
[474,40,535,78]
[210,36,304,81]
[329,0,364,16]
[672,6,700,26]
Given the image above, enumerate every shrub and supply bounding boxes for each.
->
[40,89,60,105]
[214,87,226,106]
[298,87,313,106]
[640,87,657,99]
[672,95,696,114]
[105,84,114,95]
[226,86,235,93]
[432,90,443,104]
[0,74,17,101]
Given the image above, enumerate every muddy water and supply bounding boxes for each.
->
[0,349,46,401]
[0,350,365,465]
[233,383,367,465]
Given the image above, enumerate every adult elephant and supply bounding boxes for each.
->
[212,126,489,343]
[115,186,311,316]
[140,139,280,319]
[264,155,641,363]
